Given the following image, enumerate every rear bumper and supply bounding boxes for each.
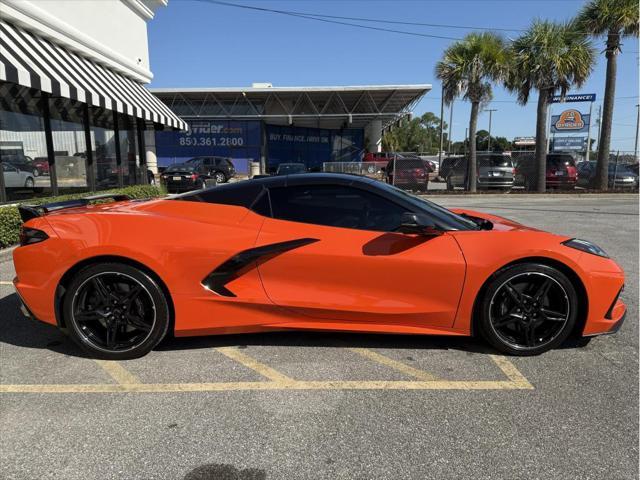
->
[13,276,39,322]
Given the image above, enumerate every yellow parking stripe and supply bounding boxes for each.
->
[216,347,294,383]
[489,355,533,389]
[349,348,438,381]
[94,360,140,385]
[0,379,532,393]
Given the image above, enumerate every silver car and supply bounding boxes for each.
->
[2,163,35,189]
[446,154,515,190]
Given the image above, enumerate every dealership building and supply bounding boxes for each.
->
[149,84,431,174]
[0,0,185,202]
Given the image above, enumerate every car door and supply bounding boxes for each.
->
[2,164,20,187]
[255,183,466,330]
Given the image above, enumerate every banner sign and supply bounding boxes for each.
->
[551,109,590,133]
[553,136,586,151]
[550,93,596,103]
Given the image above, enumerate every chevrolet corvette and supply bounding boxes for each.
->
[13,174,626,359]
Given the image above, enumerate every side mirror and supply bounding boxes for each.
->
[396,212,442,236]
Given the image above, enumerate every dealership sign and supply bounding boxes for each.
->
[550,93,596,103]
[553,136,586,151]
[551,109,590,133]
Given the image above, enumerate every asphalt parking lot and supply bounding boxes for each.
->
[0,193,637,480]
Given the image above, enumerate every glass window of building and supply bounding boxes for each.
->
[117,114,140,186]
[49,96,90,194]
[89,107,119,191]
[0,84,52,201]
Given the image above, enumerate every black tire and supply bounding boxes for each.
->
[213,171,227,184]
[446,177,454,191]
[62,262,170,360]
[197,178,206,189]
[477,263,578,356]
[24,177,35,189]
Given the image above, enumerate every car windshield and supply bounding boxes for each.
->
[165,165,195,173]
[373,181,481,230]
[548,155,576,167]
[278,164,305,174]
[185,158,202,164]
[478,155,512,167]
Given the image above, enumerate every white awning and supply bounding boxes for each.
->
[0,20,186,130]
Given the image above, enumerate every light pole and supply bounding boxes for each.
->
[486,109,497,152]
[438,87,445,164]
[448,101,454,154]
[634,104,639,161]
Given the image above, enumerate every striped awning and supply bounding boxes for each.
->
[0,20,186,130]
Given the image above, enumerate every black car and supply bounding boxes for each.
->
[3,154,37,176]
[276,163,306,175]
[161,157,236,193]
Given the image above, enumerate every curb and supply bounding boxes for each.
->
[0,246,16,265]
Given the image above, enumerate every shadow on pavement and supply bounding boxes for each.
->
[0,291,591,359]
[183,464,266,480]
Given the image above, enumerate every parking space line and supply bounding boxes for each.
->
[216,347,294,383]
[0,379,532,393]
[349,348,438,381]
[94,360,141,385]
[489,355,533,389]
[0,281,13,285]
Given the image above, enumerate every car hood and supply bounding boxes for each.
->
[449,208,541,232]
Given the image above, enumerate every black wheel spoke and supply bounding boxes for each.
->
[490,272,570,351]
[72,272,156,353]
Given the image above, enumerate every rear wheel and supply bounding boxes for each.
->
[478,263,578,355]
[214,171,227,184]
[24,177,35,189]
[62,263,170,360]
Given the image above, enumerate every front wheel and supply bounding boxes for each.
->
[24,177,35,189]
[62,263,170,360]
[213,171,227,184]
[477,263,578,356]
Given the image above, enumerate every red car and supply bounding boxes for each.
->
[517,153,578,190]
[385,156,430,192]
[13,174,625,360]
[32,157,50,176]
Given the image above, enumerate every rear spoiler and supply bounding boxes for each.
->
[18,193,131,223]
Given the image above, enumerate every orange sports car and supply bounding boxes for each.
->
[13,174,626,359]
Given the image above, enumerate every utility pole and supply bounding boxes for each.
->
[595,104,602,154]
[634,104,639,161]
[438,87,445,165]
[585,101,594,162]
[464,127,469,155]
[448,101,454,154]
[486,109,497,152]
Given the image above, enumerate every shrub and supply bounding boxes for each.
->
[0,185,167,249]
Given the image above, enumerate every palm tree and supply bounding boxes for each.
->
[436,32,509,192]
[577,0,639,190]
[507,21,595,192]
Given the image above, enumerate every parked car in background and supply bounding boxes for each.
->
[577,161,639,190]
[363,152,396,173]
[184,156,236,184]
[276,163,306,175]
[446,153,515,190]
[439,156,459,181]
[515,153,578,190]
[31,157,50,176]
[2,163,36,189]
[3,154,38,176]
[384,155,430,192]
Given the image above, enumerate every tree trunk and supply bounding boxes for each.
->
[596,32,618,191]
[468,101,479,192]
[535,89,549,193]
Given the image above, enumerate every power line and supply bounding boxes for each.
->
[199,0,633,39]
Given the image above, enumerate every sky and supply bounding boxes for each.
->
[147,0,640,152]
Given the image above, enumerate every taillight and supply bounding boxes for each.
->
[512,168,516,175]
[190,173,198,181]
[19,227,49,246]
[414,168,425,177]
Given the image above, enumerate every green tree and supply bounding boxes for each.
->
[507,21,595,192]
[381,113,447,153]
[577,0,639,190]
[436,32,510,191]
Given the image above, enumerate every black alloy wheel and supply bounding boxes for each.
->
[478,263,578,355]
[63,263,170,359]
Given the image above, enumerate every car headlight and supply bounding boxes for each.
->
[562,238,608,258]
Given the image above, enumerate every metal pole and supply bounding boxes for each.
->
[464,127,468,155]
[438,87,445,166]
[487,109,497,152]
[612,151,620,189]
[634,104,639,161]
[585,101,593,162]
[448,100,454,154]
[545,103,552,154]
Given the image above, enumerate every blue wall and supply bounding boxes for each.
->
[155,119,261,173]
[155,120,364,173]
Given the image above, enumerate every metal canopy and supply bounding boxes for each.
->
[150,85,431,130]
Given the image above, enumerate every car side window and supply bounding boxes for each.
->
[268,185,406,232]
